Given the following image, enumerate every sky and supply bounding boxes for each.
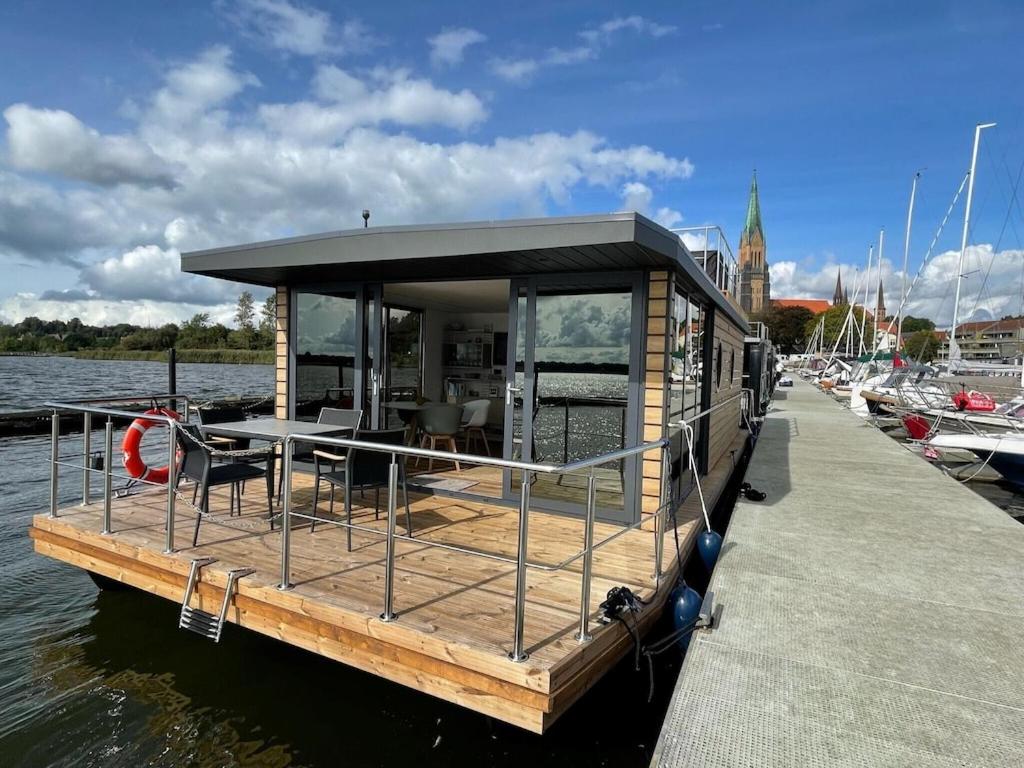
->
[1,0,1023,329]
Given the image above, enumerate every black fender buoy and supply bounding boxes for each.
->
[697,530,723,571]
[668,581,702,650]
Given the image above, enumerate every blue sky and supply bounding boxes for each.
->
[1,0,1023,326]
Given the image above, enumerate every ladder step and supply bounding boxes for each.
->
[178,559,254,644]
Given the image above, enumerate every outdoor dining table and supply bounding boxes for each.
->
[200,417,354,504]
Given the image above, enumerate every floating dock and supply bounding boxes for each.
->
[653,378,1024,766]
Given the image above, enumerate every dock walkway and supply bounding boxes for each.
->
[652,378,1024,767]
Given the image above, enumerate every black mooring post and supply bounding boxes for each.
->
[168,348,177,412]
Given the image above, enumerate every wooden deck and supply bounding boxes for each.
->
[29,441,742,732]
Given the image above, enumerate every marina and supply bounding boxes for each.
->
[652,377,1024,767]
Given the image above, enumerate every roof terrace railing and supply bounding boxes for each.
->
[671,225,740,298]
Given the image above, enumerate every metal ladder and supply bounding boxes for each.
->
[179,558,254,643]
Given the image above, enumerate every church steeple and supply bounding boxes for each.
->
[833,269,845,305]
[740,170,764,247]
[737,169,770,316]
[875,278,886,320]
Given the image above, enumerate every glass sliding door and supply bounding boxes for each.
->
[382,305,423,428]
[504,276,643,523]
[293,290,361,421]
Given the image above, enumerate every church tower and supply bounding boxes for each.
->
[833,269,846,306]
[875,279,886,320]
[738,171,771,316]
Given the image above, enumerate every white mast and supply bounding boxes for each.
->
[873,228,885,352]
[896,172,921,350]
[858,245,873,355]
[950,122,996,370]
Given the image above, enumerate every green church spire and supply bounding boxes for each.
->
[741,170,763,245]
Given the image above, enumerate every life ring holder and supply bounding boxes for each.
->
[122,407,181,485]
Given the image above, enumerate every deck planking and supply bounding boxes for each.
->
[30,444,743,732]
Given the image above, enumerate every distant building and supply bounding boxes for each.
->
[937,318,1024,362]
[738,171,771,316]
[773,298,832,314]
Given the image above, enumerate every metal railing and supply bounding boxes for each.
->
[42,389,755,665]
[44,395,191,554]
[672,225,740,297]
[276,432,671,661]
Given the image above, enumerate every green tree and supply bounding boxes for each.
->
[260,295,276,333]
[804,305,870,353]
[764,305,815,354]
[235,291,256,331]
[904,330,939,362]
[901,316,935,334]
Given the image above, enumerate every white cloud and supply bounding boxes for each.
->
[227,0,377,57]
[579,15,677,45]
[428,27,486,68]
[769,244,1024,326]
[4,104,176,188]
[619,181,683,229]
[0,293,239,328]
[259,65,487,140]
[0,45,693,322]
[492,15,675,83]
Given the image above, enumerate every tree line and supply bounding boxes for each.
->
[763,304,939,360]
[0,292,275,354]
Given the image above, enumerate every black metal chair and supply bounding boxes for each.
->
[277,407,362,501]
[311,428,412,550]
[176,424,273,547]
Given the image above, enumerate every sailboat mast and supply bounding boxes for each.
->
[859,245,873,355]
[874,228,884,352]
[950,122,996,366]
[896,172,921,350]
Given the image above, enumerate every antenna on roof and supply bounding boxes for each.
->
[362,209,370,228]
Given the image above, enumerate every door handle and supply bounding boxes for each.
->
[505,382,523,406]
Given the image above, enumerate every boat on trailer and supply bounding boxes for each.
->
[30,213,762,733]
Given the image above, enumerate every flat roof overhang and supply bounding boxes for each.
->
[181,212,747,330]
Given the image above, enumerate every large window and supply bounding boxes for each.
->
[668,289,705,500]
[294,291,358,420]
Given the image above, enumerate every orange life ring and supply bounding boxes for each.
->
[122,407,181,484]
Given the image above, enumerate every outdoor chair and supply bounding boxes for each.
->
[277,407,362,501]
[416,404,464,472]
[175,424,274,547]
[310,428,412,550]
[459,399,491,456]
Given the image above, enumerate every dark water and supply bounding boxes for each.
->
[0,357,686,768]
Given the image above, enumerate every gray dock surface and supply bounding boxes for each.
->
[652,378,1024,767]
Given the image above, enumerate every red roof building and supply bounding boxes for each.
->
[772,298,832,314]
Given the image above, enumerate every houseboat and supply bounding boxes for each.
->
[30,213,756,733]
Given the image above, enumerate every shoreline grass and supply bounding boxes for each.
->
[67,349,274,365]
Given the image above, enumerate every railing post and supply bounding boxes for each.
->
[380,452,399,622]
[81,412,91,506]
[563,399,570,463]
[278,438,294,590]
[509,471,531,661]
[575,471,597,643]
[164,420,177,553]
[49,411,59,518]
[656,444,669,587]
[102,418,113,535]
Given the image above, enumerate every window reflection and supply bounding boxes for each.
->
[294,292,358,420]
[669,289,705,499]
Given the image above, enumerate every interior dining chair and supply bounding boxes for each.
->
[459,399,491,456]
[417,404,463,472]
